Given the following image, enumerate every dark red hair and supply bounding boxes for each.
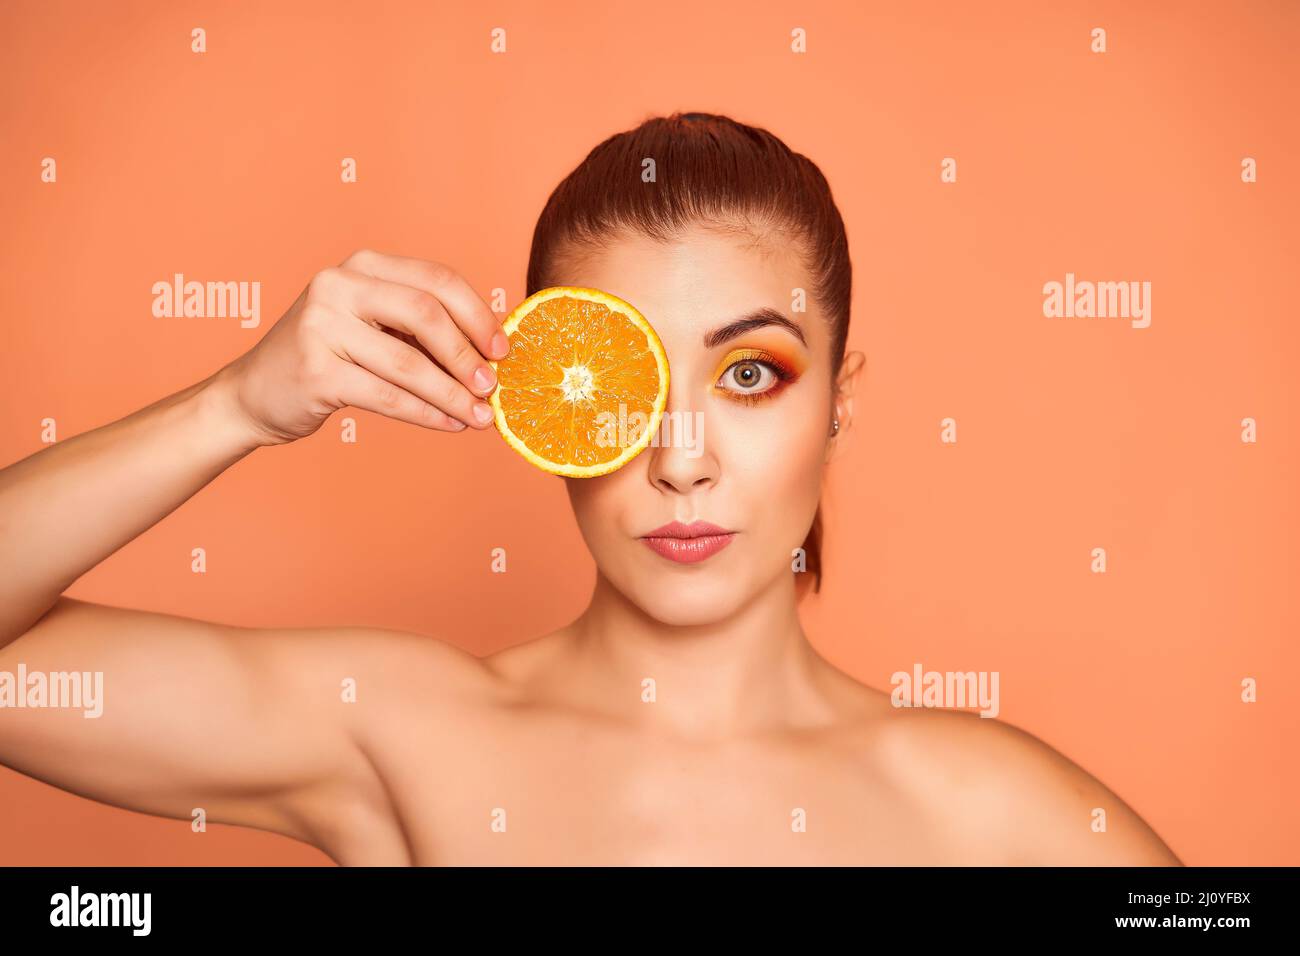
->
[525,111,852,594]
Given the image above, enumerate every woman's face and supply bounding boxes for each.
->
[558,223,847,626]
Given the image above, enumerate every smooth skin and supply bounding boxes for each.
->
[0,242,1181,866]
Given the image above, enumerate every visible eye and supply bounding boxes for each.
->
[718,359,779,395]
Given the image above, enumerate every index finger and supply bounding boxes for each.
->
[339,248,509,361]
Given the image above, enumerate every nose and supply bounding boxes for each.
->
[645,406,718,495]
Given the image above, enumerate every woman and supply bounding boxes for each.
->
[0,112,1180,865]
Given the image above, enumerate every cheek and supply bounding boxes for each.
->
[713,396,828,533]
[565,470,637,545]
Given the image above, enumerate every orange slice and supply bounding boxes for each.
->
[489,287,670,477]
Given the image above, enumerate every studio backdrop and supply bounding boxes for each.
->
[0,0,1295,865]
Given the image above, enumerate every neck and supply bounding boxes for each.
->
[563,570,838,740]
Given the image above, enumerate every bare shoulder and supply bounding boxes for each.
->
[868,706,1183,865]
[301,623,502,717]
[289,622,572,747]
[257,622,505,863]
[225,619,507,783]
[2,599,506,865]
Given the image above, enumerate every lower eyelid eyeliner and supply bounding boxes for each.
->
[714,351,801,404]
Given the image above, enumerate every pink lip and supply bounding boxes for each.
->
[640,520,736,565]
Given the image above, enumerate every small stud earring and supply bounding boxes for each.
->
[831,417,840,435]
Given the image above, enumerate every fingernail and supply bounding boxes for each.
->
[473,402,493,425]
[447,417,466,430]
[491,331,509,358]
[473,365,495,393]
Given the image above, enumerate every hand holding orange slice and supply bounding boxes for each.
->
[488,287,670,477]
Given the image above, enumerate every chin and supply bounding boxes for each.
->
[619,565,756,627]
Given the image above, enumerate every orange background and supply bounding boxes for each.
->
[1,0,1296,865]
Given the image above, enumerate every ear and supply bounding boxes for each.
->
[826,350,866,462]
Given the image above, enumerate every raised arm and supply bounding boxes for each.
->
[0,249,508,860]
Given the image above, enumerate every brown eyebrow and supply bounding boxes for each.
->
[702,308,807,349]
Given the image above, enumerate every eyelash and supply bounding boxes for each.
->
[714,349,799,405]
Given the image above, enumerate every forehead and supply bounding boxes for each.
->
[553,224,818,349]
